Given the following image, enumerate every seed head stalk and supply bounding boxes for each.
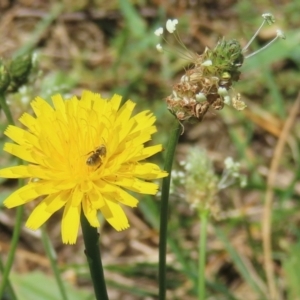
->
[198,209,210,300]
[158,121,181,300]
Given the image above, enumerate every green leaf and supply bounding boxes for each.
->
[118,0,147,38]
[214,227,267,298]
[283,243,300,300]
[11,271,91,300]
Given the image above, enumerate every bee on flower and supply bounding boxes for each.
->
[0,91,168,244]
[154,14,285,124]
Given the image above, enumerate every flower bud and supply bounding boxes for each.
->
[0,61,10,93]
[9,52,33,91]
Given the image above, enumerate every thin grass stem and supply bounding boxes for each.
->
[41,227,69,300]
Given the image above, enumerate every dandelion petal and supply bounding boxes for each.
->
[4,183,58,208]
[82,197,100,227]
[102,199,129,231]
[62,201,81,244]
[26,193,65,229]
[0,166,31,178]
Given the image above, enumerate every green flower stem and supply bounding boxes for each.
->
[0,92,24,300]
[80,212,109,300]
[0,205,24,299]
[158,121,181,300]
[198,210,209,300]
[41,227,68,300]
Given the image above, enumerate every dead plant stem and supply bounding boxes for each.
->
[262,92,300,300]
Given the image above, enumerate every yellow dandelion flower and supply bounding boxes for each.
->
[0,91,168,244]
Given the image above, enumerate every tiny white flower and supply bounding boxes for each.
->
[201,60,212,66]
[262,13,272,19]
[276,29,286,39]
[171,170,180,180]
[154,27,163,36]
[21,96,30,105]
[156,43,163,52]
[19,86,27,94]
[178,171,185,178]
[196,92,207,102]
[179,160,186,166]
[31,51,38,64]
[185,162,192,171]
[262,13,275,25]
[240,175,247,187]
[223,95,231,105]
[224,157,234,169]
[180,74,189,82]
[218,87,228,96]
[166,19,178,33]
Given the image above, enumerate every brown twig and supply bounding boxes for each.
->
[262,92,300,300]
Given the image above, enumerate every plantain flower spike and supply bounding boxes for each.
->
[154,13,285,124]
[171,150,247,219]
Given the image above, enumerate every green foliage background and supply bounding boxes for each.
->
[0,0,299,299]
